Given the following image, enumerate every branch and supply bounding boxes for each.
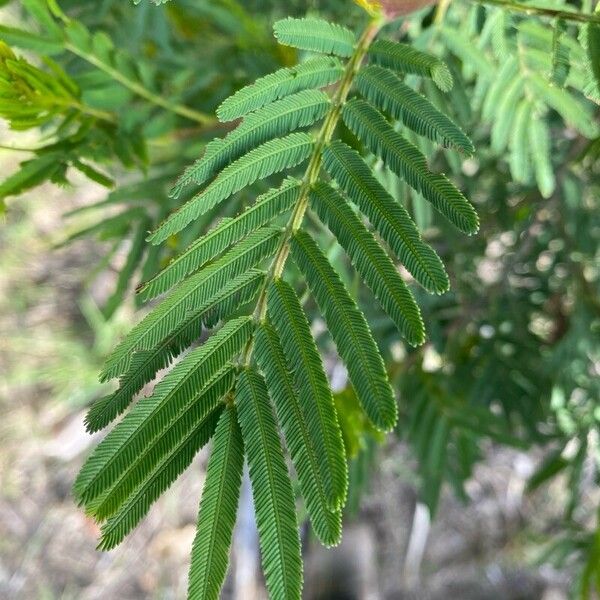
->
[64,43,216,126]
[468,0,600,24]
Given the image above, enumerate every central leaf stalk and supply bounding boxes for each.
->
[243,18,384,350]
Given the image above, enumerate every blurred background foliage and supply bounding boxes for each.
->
[0,0,598,597]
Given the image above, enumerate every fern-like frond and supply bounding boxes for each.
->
[90,367,235,521]
[528,72,599,137]
[97,370,233,546]
[310,182,425,346]
[367,39,453,92]
[150,133,313,244]
[171,91,330,197]
[188,406,244,600]
[267,279,347,510]
[74,316,253,505]
[439,26,494,77]
[86,270,264,432]
[322,140,449,296]
[236,369,303,600]
[103,228,279,380]
[254,323,342,547]
[273,17,355,58]
[141,180,300,300]
[217,56,344,122]
[291,231,397,431]
[342,99,479,235]
[529,115,555,199]
[355,65,473,154]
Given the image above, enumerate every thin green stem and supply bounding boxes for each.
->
[0,143,40,152]
[61,97,115,123]
[64,43,216,126]
[467,0,600,24]
[240,17,384,365]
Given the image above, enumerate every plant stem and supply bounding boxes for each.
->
[241,17,384,365]
[64,43,216,125]
[65,98,116,123]
[0,143,41,152]
[467,0,600,24]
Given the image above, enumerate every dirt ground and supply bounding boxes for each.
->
[0,157,576,599]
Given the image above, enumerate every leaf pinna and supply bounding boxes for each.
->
[76,15,478,600]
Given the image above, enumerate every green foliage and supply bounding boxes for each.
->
[290,230,397,431]
[368,39,454,92]
[355,65,474,154]
[440,4,600,198]
[150,133,314,243]
[172,92,330,196]
[342,99,479,234]
[254,322,342,546]
[1,2,599,598]
[310,181,426,343]
[236,370,303,599]
[58,12,480,596]
[188,406,244,600]
[142,179,300,300]
[267,278,349,510]
[216,56,344,122]
[274,17,356,57]
[322,141,449,298]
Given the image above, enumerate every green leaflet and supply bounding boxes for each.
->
[89,367,235,522]
[74,316,253,505]
[254,323,342,547]
[291,231,397,431]
[141,179,300,300]
[97,409,228,547]
[171,91,330,197]
[267,279,348,510]
[529,115,555,199]
[236,370,303,600]
[482,57,519,122]
[150,133,313,244]
[322,140,449,296]
[550,19,570,87]
[491,76,524,153]
[273,17,355,58]
[582,15,600,102]
[355,65,473,155]
[217,56,344,122]
[367,39,453,92]
[86,270,264,433]
[310,182,425,346]
[103,227,279,380]
[188,406,244,600]
[509,100,533,185]
[342,99,479,235]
